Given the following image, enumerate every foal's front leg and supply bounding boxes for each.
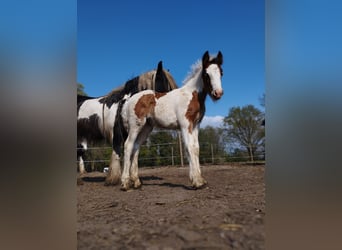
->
[182,127,207,188]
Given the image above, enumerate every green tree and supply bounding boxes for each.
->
[83,139,111,172]
[77,83,87,96]
[223,105,265,162]
[198,126,227,164]
[139,130,178,167]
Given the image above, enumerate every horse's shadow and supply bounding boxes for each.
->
[79,176,106,182]
[79,174,199,190]
[140,175,163,181]
[141,176,198,190]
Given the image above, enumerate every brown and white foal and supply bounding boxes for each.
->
[120,51,223,190]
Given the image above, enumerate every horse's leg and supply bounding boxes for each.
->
[130,124,153,189]
[78,156,86,175]
[77,141,87,175]
[106,101,128,186]
[181,127,207,188]
[104,150,121,185]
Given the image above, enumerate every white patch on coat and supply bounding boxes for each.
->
[80,141,87,150]
[78,98,103,119]
[78,97,119,138]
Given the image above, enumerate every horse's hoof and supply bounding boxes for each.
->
[78,172,86,179]
[77,178,84,186]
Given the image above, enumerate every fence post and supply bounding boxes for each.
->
[91,160,95,172]
[211,144,214,164]
[171,146,174,166]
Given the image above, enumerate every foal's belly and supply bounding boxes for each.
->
[153,105,179,129]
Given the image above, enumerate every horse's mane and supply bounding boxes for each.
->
[163,69,178,90]
[106,68,178,98]
[105,85,125,98]
[183,60,202,85]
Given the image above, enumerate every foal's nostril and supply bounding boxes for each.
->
[214,90,223,98]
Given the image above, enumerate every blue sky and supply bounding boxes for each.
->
[78,0,264,124]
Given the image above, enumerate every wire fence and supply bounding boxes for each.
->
[77,142,265,172]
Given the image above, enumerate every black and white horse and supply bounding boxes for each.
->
[77,61,178,185]
[120,51,223,190]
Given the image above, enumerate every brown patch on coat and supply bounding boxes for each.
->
[185,91,201,133]
[155,92,167,99]
[134,94,156,119]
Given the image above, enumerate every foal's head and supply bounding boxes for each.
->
[202,51,224,101]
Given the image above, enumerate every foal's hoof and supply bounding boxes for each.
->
[120,185,129,191]
[133,179,142,189]
[104,176,120,186]
[120,181,132,191]
[192,179,208,189]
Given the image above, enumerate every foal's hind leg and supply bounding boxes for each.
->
[121,128,141,191]
[130,124,153,189]
[104,150,121,185]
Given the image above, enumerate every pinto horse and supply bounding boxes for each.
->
[120,51,223,190]
[77,61,178,185]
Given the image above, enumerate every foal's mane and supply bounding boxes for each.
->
[183,60,202,85]
[182,55,219,85]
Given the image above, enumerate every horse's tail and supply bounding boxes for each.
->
[112,99,128,157]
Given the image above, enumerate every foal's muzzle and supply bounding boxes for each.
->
[212,89,223,99]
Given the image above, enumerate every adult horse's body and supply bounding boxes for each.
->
[120,51,223,190]
[77,61,177,185]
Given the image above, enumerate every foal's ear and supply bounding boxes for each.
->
[216,51,223,65]
[157,61,163,72]
[202,51,210,67]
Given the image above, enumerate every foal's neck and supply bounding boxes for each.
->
[183,69,204,93]
[184,69,208,116]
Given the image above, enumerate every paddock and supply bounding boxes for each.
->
[77,164,265,249]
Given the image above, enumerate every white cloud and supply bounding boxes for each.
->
[200,116,224,128]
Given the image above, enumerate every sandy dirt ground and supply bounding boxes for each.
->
[77,164,265,249]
